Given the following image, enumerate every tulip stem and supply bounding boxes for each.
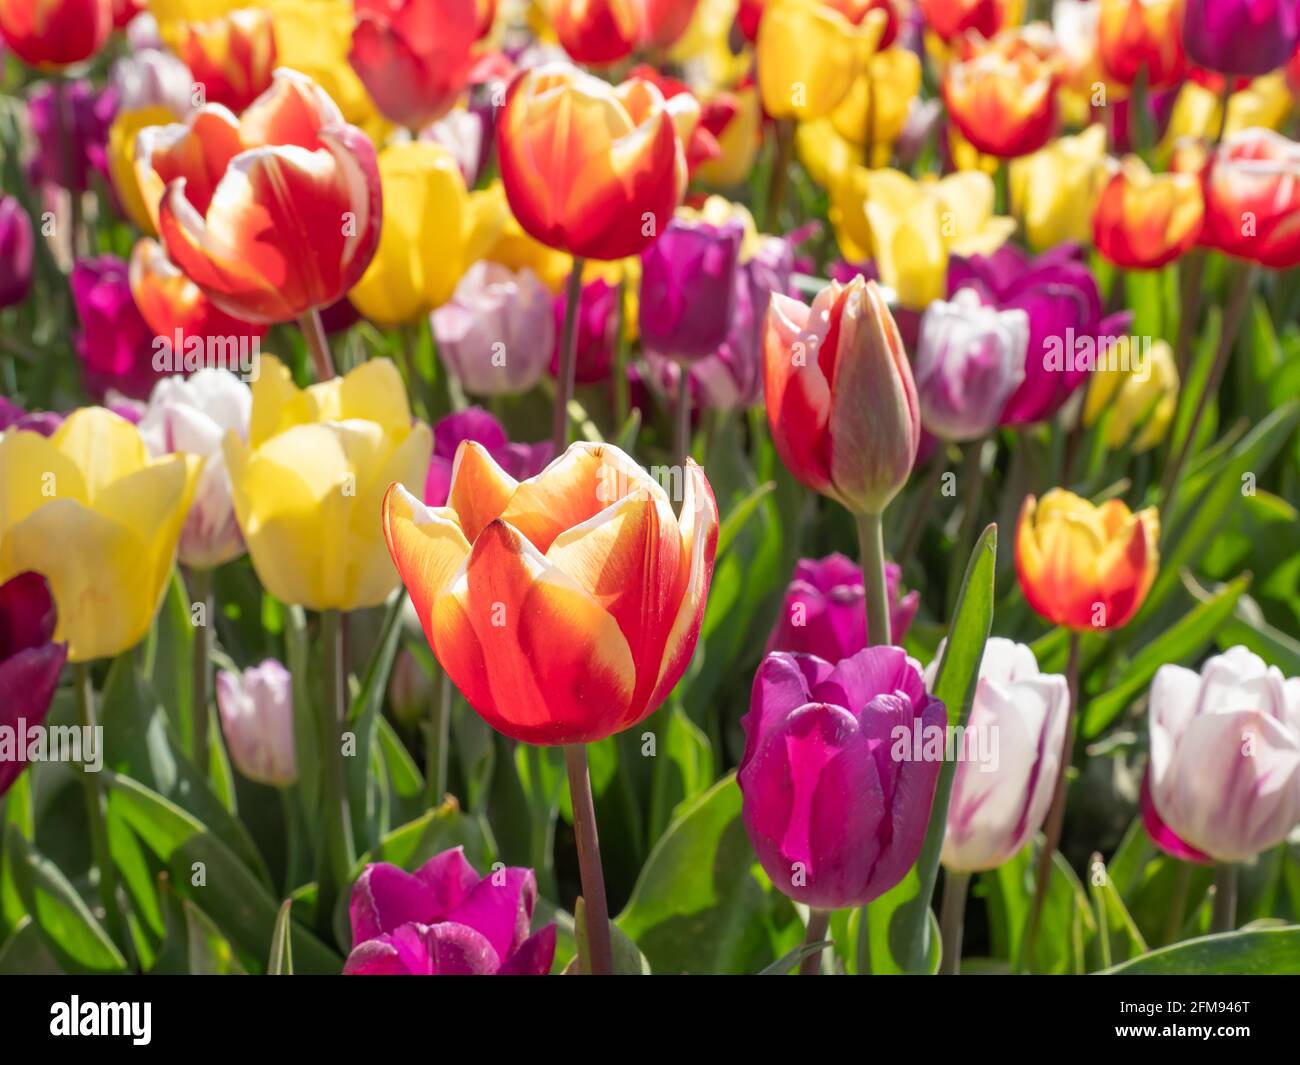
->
[938,870,970,976]
[552,257,586,454]
[563,743,613,975]
[673,363,691,470]
[74,662,127,951]
[298,308,335,382]
[188,566,213,776]
[766,119,794,234]
[58,76,83,262]
[424,668,451,807]
[854,510,891,646]
[947,440,986,613]
[1211,864,1238,934]
[317,609,355,937]
[1173,251,1207,378]
[799,909,831,975]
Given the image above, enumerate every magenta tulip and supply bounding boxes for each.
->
[424,408,552,508]
[0,196,33,309]
[1183,0,1300,77]
[639,215,744,361]
[71,255,160,400]
[0,573,68,798]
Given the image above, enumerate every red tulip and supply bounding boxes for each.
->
[173,8,277,114]
[0,0,111,67]
[551,0,640,65]
[1201,128,1300,269]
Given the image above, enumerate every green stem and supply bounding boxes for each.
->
[424,668,451,807]
[897,450,948,571]
[281,786,303,895]
[1173,251,1206,378]
[766,118,794,234]
[613,277,630,430]
[188,566,213,775]
[1211,864,1238,934]
[317,610,355,932]
[564,744,613,976]
[298,308,335,382]
[58,76,83,261]
[938,870,970,976]
[552,257,586,453]
[854,509,891,646]
[74,663,126,949]
[1089,854,1112,969]
[799,908,831,975]
[1162,860,1192,945]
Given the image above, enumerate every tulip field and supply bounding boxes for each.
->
[3,0,1300,991]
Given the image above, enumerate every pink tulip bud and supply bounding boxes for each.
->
[216,659,296,787]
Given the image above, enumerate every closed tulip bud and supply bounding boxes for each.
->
[388,647,433,727]
[639,214,744,361]
[740,647,946,908]
[1015,489,1159,631]
[1083,338,1179,452]
[1144,647,1300,863]
[138,368,252,570]
[224,355,432,612]
[928,638,1070,873]
[0,196,34,310]
[1183,0,1299,78]
[0,408,197,661]
[758,0,883,121]
[551,0,640,65]
[171,8,277,114]
[943,40,1057,159]
[110,48,195,116]
[1098,0,1187,89]
[0,0,111,67]
[1009,125,1115,252]
[0,573,68,799]
[215,659,296,787]
[432,262,556,396]
[1201,128,1300,269]
[1093,156,1204,269]
[383,440,718,745]
[764,275,919,515]
[496,64,689,261]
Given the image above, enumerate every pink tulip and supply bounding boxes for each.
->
[215,659,296,787]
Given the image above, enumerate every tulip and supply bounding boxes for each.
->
[422,105,491,187]
[382,440,718,744]
[496,64,689,261]
[943,39,1057,159]
[482,185,575,293]
[914,288,1028,442]
[1161,73,1293,147]
[345,847,556,975]
[1093,156,1204,269]
[349,0,477,129]
[1098,0,1186,89]
[918,0,1008,40]
[106,104,183,235]
[764,275,919,514]
[215,658,296,786]
[930,637,1070,872]
[757,0,883,121]
[828,47,923,164]
[350,142,504,325]
[550,276,621,384]
[625,64,723,175]
[424,408,552,509]
[431,262,555,396]
[639,214,744,362]
[639,0,701,49]
[1054,0,1105,122]
[171,8,277,113]
[0,398,62,436]
[1083,338,1179,452]
[0,196,33,310]
[766,553,919,658]
[739,647,946,908]
[0,0,111,67]
[1009,125,1115,252]
[137,368,252,570]
[71,255,164,401]
[1183,0,1300,77]
[25,80,116,193]
[1015,488,1159,631]
[0,573,68,799]
[1201,128,1300,269]
[1143,647,1300,866]
[551,0,640,65]
[110,47,195,115]
[0,408,197,662]
[155,69,382,325]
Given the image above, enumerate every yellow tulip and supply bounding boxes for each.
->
[223,355,431,612]
[350,142,504,325]
[1083,338,1179,453]
[1159,74,1294,155]
[1009,124,1115,251]
[0,409,198,662]
[758,0,884,121]
[695,85,762,189]
[797,118,863,189]
[829,47,922,164]
[670,0,752,88]
[106,105,177,236]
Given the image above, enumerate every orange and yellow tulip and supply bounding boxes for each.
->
[1093,156,1204,269]
[1098,0,1186,90]
[171,8,277,113]
[0,0,110,67]
[382,442,719,745]
[943,37,1057,159]
[1016,489,1159,631]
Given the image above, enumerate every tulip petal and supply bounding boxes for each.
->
[446,441,519,543]
[349,863,440,944]
[381,483,471,641]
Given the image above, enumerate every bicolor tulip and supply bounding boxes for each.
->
[350,141,504,325]
[766,553,919,658]
[349,0,478,129]
[0,408,197,662]
[625,65,723,175]
[739,647,946,908]
[1009,125,1115,252]
[828,47,922,164]
[764,276,919,514]
[0,0,111,67]
[131,101,246,235]
[1083,338,1179,453]
[382,440,718,745]
[138,368,252,570]
[551,0,640,65]
[1015,489,1159,631]
[0,573,67,799]
[914,288,1028,442]
[1144,647,1300,862]
[917,0,1008,40]
[432,262,556,396]
[216,658,296,786]
[1183,0,1300,77]
[0,196,33,310]
[757,0,883,121]
[110,47,195,116]
[345,848,556,975]
[71,255,162,401]
[424,408,552,509]
[943,39,1057,159]
[1098,0,1187,89]
[694,85,762,188]
[171,8,278,113]
[224,355,432,612]
[930,638,1070,873]
[1201,128,1300,269]
[496,64,690,261]
[154,69,382,324]
[1093,156,1204,269]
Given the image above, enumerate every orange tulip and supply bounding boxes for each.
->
[917,0,1007,41]
[496,63,690,261]
[172,8,277,114]
[1098,0,1186,90]
[0,0,110,67]
[1201,128,1300,270]
[382,441,719,745]
[154,70,382,324]
[551,0,640,65]
[943,38,1057,158]
[1016,489,1159,631]
[1093,156,1204,268]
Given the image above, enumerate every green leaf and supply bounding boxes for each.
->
[1217,607,1300,674]
[0,916,62,974]
[566,897,651,975]
[1102,927,1300,974]
[150,569,195,755]
[758,939,833,975]
[347,594,406,853]
[268,898,294,975]
[983,843,1095,974]
[715,480,776,561]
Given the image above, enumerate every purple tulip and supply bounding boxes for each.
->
[767,553,920,659]
[71,255,161,401]
[424,408,553,508]
[550,277,620,384]
[1183,0,1300,77]
[26,80,117,193]
[948,243,1131,426]
[0,397,63,436]
[0,573,68,799]
[0,196,33,310]
[639,216,744,361]
[739,647,945,909]
[344,847,556,975]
